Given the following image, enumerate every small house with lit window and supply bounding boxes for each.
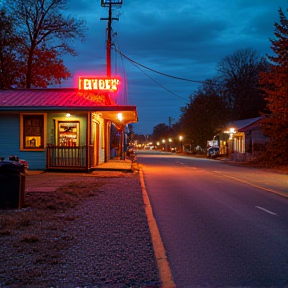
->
[0,77,138,170]
[219,116,268,162]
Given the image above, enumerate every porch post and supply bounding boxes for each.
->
[86,112,91,170]
[107,121,111,161]
[119,127,125,160]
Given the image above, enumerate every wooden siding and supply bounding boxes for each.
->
[1,111,107,170]
[0,114,46,170]
[0,114,20,157]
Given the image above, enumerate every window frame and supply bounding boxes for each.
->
[20,113,47,151]
[57,120,80,147]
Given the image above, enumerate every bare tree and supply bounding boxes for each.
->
[0,9,25,88]
[217,48,269,120]
[5,0,86,88]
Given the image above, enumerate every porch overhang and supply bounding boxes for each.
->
[0,105,138,126]
[98,108,138,129]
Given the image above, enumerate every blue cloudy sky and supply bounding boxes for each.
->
[60,0,288,135]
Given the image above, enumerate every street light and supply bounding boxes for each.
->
[224,127,236,156]
[156,141,160,150]
[162,139,166,151]
[179,135,183,152]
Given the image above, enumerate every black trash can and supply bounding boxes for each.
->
[0,161,26,209]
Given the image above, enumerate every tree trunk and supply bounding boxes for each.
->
[26,45,35,88]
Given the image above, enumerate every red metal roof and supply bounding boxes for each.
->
[0,88,138,125]
[0,88,114,107]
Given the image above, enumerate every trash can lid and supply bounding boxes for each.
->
[0,161,25,173]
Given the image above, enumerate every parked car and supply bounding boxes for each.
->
[207,146,220,158]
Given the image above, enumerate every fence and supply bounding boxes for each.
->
[46,145,93,170]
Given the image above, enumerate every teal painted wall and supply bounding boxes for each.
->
[0,112,89,170]
[0,114,46,170]
[47,113,87,145]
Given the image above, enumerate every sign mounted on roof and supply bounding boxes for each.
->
[78,77,120,92]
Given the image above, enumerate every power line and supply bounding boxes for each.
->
[129,61,189,104]
[113,47,207,84]
[113,46,191,103]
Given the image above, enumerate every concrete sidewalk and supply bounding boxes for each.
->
[93,158,133,171]
[25,158,134,193]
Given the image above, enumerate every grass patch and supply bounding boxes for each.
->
[0,179,104,237]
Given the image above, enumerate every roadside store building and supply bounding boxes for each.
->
[0,78,138,170]
[219,116,268,162]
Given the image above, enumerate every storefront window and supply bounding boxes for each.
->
[58,121,80,146]
[22,115,44,149]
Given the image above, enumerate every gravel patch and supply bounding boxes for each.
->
[0,172,161,287]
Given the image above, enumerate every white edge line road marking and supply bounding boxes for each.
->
[139,167,176,288]
[176,161,198,169]
[255,206,278,216]
[213,171,288,199]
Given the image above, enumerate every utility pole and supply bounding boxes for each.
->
[100,1,124,159]
[100,0,122,77]
[169,116,175,130]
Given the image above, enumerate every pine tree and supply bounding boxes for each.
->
[259,7,288,165]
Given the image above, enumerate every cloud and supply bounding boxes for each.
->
[60,0,287,134]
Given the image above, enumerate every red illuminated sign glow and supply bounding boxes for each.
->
[78,77,120,92]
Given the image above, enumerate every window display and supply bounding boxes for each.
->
[58,121,79,146]
[23,115,44,148]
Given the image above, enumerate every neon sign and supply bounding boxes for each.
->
[78,77,120,92]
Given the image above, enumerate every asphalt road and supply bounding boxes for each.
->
[137,153,288,288]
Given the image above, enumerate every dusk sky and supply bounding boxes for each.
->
[59,0,288,135]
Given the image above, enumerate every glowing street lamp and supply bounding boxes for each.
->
[179,135,183,152]
[162,139,166,151]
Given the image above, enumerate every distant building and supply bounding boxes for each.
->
[219,116,268,162]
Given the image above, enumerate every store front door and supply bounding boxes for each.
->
[92,122,99,167]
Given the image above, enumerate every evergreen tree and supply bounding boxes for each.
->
[259,7,288,165]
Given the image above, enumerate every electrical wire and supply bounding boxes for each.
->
[129,61,189,104]
[113,47,207,84]
[113,35,129,105]
[112,45,190,103]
